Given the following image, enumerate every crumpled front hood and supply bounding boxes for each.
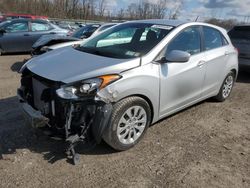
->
[26,47,140,84]
[32,35,80,49]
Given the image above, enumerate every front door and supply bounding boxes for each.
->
[1,20,29,52]
[159,26,206,117]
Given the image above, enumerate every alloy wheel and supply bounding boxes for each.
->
[222,75,234,99]
[117,106,147,145]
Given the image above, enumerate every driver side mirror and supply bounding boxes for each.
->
[162,50,191,63]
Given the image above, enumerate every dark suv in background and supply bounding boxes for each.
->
[228,25,250,71]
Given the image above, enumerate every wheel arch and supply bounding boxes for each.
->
[230,69,237,80]
[116,94,155,125]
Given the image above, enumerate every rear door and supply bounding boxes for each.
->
[201,26,230,96]
[0,20,29,52]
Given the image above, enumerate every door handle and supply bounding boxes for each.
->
[225,51,230,56]
[197,60,206,67]
[23,34,30,36]
[50,32,56,34]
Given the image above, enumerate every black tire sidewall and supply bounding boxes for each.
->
[216,72,235,101]
[104,97,151,151]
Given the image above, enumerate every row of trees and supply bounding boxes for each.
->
[0,0,184,21]
[206,18,238,30]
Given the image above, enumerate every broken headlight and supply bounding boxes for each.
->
[56,75,121,99]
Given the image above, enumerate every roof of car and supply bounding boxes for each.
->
[2,18,48,23]
[102,22,119,25]
[128,19,189,27]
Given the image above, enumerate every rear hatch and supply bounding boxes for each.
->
[228,26,250,59]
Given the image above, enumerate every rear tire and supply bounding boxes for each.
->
[214,71,235,102]
[103,96,151,151]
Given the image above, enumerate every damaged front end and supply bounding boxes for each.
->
[31,35,80,56]
[17,68,117,164]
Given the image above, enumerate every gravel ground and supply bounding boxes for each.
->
[0,55,249,188]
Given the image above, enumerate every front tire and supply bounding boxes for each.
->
[103,97,151,151]
[215,71,235,102]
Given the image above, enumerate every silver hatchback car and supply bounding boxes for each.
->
[18,20,238,164]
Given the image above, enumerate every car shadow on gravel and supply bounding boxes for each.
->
[11,59,29,72]
[0,96,116,165]
[1,52,30,56]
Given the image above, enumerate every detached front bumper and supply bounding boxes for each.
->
[21,103,49,128]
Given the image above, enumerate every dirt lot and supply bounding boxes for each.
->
[0,54,249,188]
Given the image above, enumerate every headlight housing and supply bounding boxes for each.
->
[56,75,121,99]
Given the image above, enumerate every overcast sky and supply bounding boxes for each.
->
[107,0,250,21]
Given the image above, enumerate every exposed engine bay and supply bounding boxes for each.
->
[17,68,113,165]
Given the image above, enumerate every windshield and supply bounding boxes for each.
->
[0,20,11,28]
[77,23,174,59]
[72,25,100,39]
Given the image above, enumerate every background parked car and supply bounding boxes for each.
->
[32,23,117,56]
[0,19,69,55]
[228,25,250,71]
[0,13,48,22]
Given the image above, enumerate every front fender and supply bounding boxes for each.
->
[92,103,113,143]
[96,63,160,123]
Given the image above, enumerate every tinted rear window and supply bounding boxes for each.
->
[228,26,250,40]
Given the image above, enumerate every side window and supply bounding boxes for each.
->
[166,26,201,55]
[31,22,51,32]
[4,22,28,33]
[203,27,223,50]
